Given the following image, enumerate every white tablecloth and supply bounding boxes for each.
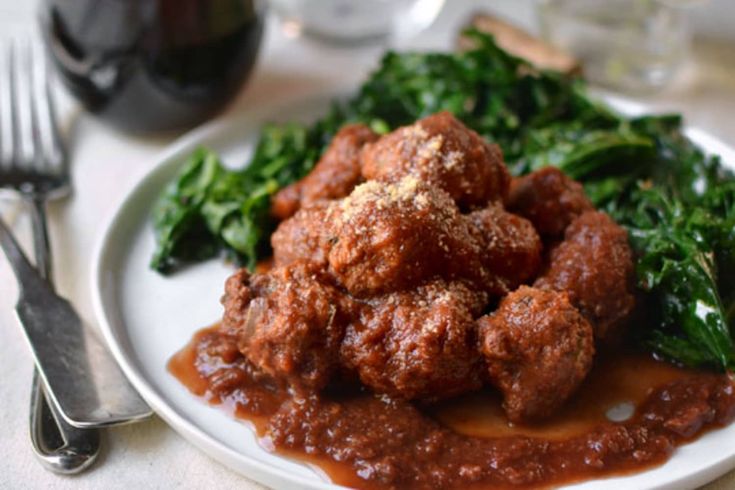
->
[2,1,735,488]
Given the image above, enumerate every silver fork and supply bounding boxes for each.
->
[0,37,151,473]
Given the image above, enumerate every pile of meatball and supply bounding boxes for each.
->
[221,112,635,423]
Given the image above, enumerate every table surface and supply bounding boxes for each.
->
[1,1,735,489]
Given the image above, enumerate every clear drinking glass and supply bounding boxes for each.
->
[269,0,446,44]
[537,0,694,92]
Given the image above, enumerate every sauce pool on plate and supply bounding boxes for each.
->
[169,325,735,490]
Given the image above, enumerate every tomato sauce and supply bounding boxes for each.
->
[169,325,735,489]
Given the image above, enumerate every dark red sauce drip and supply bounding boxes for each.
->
[169,325,735,489]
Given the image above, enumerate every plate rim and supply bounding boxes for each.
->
[90,92,735,490]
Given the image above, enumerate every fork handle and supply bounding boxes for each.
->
[22,199,102,474]
[30,371,100,474]
[29,197,52,283]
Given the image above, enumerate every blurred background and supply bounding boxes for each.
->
[2,0,734,140]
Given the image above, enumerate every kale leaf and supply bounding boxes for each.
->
[150,117,345,272]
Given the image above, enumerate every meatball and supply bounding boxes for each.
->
[221,261,353,391]
[221,268,256,339]
[271,201,336,269]
[327,176,484,296]
[272,124,378,220]
[361,111,510,209]
[341,280,485,401]
[478,286,595,422]
[534,211,635,344]
[467,203,542,291]
[507,167,593,239]
[270,182,301,222]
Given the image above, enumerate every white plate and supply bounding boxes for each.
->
[91,93,735,490]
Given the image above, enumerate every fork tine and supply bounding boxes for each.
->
[30,39,65,172]
[0,42,14,166]
[11,37,38,170]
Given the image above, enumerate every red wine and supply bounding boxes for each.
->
[42,0,264,133]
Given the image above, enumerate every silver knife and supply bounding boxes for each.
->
[0,215,152,427]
